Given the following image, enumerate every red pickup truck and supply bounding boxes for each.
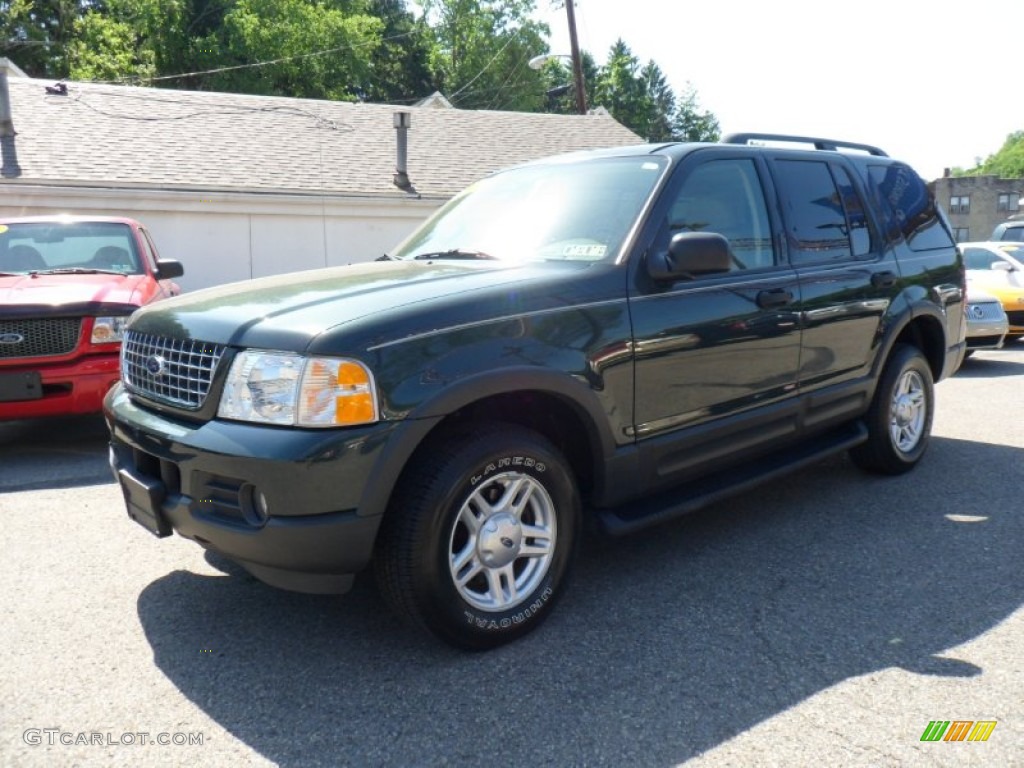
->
[0,215,183,420]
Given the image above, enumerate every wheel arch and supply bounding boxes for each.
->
[357,368,618,524]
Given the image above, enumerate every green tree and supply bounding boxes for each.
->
[420,0,549,111]
[584,39,719,143]
[955,131,1024,178]
[358,0,434,103]
[672,82,720,142]
[1,0,92,77]
[591,40,645,129]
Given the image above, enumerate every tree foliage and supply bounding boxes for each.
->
[952,131,1024,178]
[420,0,549,111]
[1,0,721,138]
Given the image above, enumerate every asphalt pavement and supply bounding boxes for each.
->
[1,346,1021,767]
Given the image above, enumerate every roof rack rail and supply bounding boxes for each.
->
[722,133,888,157]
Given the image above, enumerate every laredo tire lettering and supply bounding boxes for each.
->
[470,455,546,486]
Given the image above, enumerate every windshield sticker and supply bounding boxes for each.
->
[562,244,607,258]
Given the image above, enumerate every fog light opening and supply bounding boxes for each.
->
[240,484,270,527]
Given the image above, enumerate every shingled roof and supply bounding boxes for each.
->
[1,74,643,199]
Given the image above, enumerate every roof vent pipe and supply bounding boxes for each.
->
[0,59,15,138]
[393,111,412,190]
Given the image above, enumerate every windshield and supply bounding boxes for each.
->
[390,155,668,264]
[0,222,142,275]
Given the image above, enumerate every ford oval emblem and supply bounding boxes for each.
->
[0,333,24,345]
[146,354,166,378]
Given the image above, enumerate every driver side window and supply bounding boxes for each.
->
[664,158,776,271]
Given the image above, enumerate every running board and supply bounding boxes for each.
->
[595,421,868,536]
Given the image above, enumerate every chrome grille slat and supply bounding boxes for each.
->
[122,331,225,409]
[0,318,82,359]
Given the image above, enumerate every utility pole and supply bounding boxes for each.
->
[564,1,587,115]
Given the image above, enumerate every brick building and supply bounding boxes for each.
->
[931,174,1022,242]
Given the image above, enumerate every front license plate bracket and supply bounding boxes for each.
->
[117,468,171,537]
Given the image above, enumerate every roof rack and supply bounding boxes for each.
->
[722,133,888,157]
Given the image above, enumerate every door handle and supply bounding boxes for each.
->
[871,270,898,289]
[756,288,794,309]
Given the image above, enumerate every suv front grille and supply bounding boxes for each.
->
[122,331,226,409]
[0,318,82,359]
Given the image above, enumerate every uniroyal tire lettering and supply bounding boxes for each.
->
[462,587,554,629]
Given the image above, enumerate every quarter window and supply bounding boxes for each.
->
[868,164,955,252]
[953,227,970,242]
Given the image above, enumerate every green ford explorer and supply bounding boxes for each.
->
[105,135,966,649]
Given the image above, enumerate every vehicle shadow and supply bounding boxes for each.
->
[135,436,1022,767]
[0,414,112,492]
[955,352,1024,378]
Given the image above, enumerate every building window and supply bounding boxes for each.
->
[997,193,1020,212]
[953,227,970,242]
[949,195,970,214]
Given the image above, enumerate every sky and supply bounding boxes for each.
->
[539,0,1023,181]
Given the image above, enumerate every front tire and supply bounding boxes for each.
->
[374,424,580,650]
[850,344,934,475]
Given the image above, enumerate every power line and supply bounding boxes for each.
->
[94,30,417,87]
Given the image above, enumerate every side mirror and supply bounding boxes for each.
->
[991,261,1013,272]
[647,232,732,281]
[156,259,184,280]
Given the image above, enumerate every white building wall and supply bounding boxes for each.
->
[0,184,442,292]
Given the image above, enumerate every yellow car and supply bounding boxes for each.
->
[960,242,1024,337]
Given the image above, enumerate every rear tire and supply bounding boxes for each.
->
[374,424,580,650]
[850,344,934,475]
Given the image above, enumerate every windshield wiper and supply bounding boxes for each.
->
[29,267,124,275]
[412,249,497,261]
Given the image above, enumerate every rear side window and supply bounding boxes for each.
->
[868,163,954,251]
[772,159,861,264]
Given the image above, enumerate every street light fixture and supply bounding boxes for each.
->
[530,1,587,115]
[528,53,587,115]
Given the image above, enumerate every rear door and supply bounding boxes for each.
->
[766,155,900,429]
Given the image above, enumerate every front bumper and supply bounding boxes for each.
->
[0,353,120,420]
[104,384,403,594]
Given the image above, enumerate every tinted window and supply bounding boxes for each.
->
[663,158,775,270]
[868,163,955,251]
[832,165,871,257]
[773,159,850,264]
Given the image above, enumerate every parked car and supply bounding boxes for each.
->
[105,135,965,649]
[962,283,1008,356]
[991,219,1024,242]
[960,241,1024,337]
[0,215,184,420]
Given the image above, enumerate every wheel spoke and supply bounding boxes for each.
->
[451,543,477,577]
[485,565,516,608]
[458,498,487,534]
[499,477,532,519]
[519,524,553,557]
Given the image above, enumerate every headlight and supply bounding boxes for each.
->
[91,316,130,344]
[217,350,379,427]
